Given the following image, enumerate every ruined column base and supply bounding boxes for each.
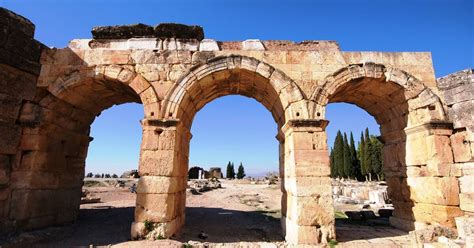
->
[281,216,335,245]
[130,216,185,240]
[389,216,428,232]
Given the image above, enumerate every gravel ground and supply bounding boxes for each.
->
[27,181,412,247]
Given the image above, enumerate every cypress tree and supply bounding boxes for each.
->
[343,133,351,178]
[363,128,372,181]
[330,148,335,178]
[334,131,344,178]
[359,132,367,181]
[349,132,360,180]
[237,162,246,179]
[370,137,384,181]
[230,162,235,179]
[226,161,232,179]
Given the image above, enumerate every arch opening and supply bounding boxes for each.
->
[181,95,283,243]
[10,65,151,234]
[135,56,308,243]
[316,64,456,235]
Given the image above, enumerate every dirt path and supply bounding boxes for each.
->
[33,181,412,247]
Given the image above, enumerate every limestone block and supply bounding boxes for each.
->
[199,39,219,51]
[291,149,330,166]
[140,87,158,106]
[405,132,428,166]
[286,194,334,226]
[283,217,334,244]
[242,39,265,51]
[84,49,131,65]
[0,64,37,101]
[450,131,473,162]
[176,39,199,51]
[406,177,459,205]
[460,175,474,193]
[450,100,474,130]
[127,38,160,49]
[460,193,474,212]
[442,82,474,106]
[289,130,327,151]
[386,178,411,202]
[284,176,332,197]
[136,176,184,194]
[10,171,59,189]
[455,216,474,240]
[462,162,474,175]
[19,134,52,151]
[135,193,177,222]
[412,203,463,227]
[139,150,181,176]
[426,135,454,166]
[9,189,63,220]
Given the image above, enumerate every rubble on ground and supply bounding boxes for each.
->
[187,178,221,193]
[81,189,101,204]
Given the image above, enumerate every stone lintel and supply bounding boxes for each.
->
[141,118,180,128]
[281,119,329,134]
[405,120,454,136]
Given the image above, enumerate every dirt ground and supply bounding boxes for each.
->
[31,180,412,247]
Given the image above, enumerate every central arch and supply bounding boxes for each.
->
[134,55,337,244]
[162,55,305,128]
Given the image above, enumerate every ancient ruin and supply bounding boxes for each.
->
[0,7,472,245]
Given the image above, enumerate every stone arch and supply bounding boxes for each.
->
[160,55,306,129]
[9,64,161,231]
[311,62,447,128]
[310,63,460,231]
[134,55,334,244]
[46,64,159,119]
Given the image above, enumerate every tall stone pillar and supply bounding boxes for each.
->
[389,121,463,230]
[281,119,335,244]
[131,118,189,240]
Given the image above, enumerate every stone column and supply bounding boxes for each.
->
[131,118,189,240]
[281,119,335,245]
[389,121,463,230]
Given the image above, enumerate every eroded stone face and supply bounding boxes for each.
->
[1,7,473,245]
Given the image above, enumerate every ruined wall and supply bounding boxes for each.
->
[1,7,472,245]
[0,8,43,231]
[437,69,474,215]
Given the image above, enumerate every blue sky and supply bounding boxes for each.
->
[2,0,472,175]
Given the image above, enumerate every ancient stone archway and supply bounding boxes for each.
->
[1,7,472,245]
[312,63,462,230]
[134,55,336,244]
[6,54,159,230]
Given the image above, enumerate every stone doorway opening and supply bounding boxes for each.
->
[180,95,283,243]
[325,102,410,243]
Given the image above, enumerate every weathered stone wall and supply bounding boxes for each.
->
[0,7,43,232]
[1,8,471,245]
[437,69,474,215]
